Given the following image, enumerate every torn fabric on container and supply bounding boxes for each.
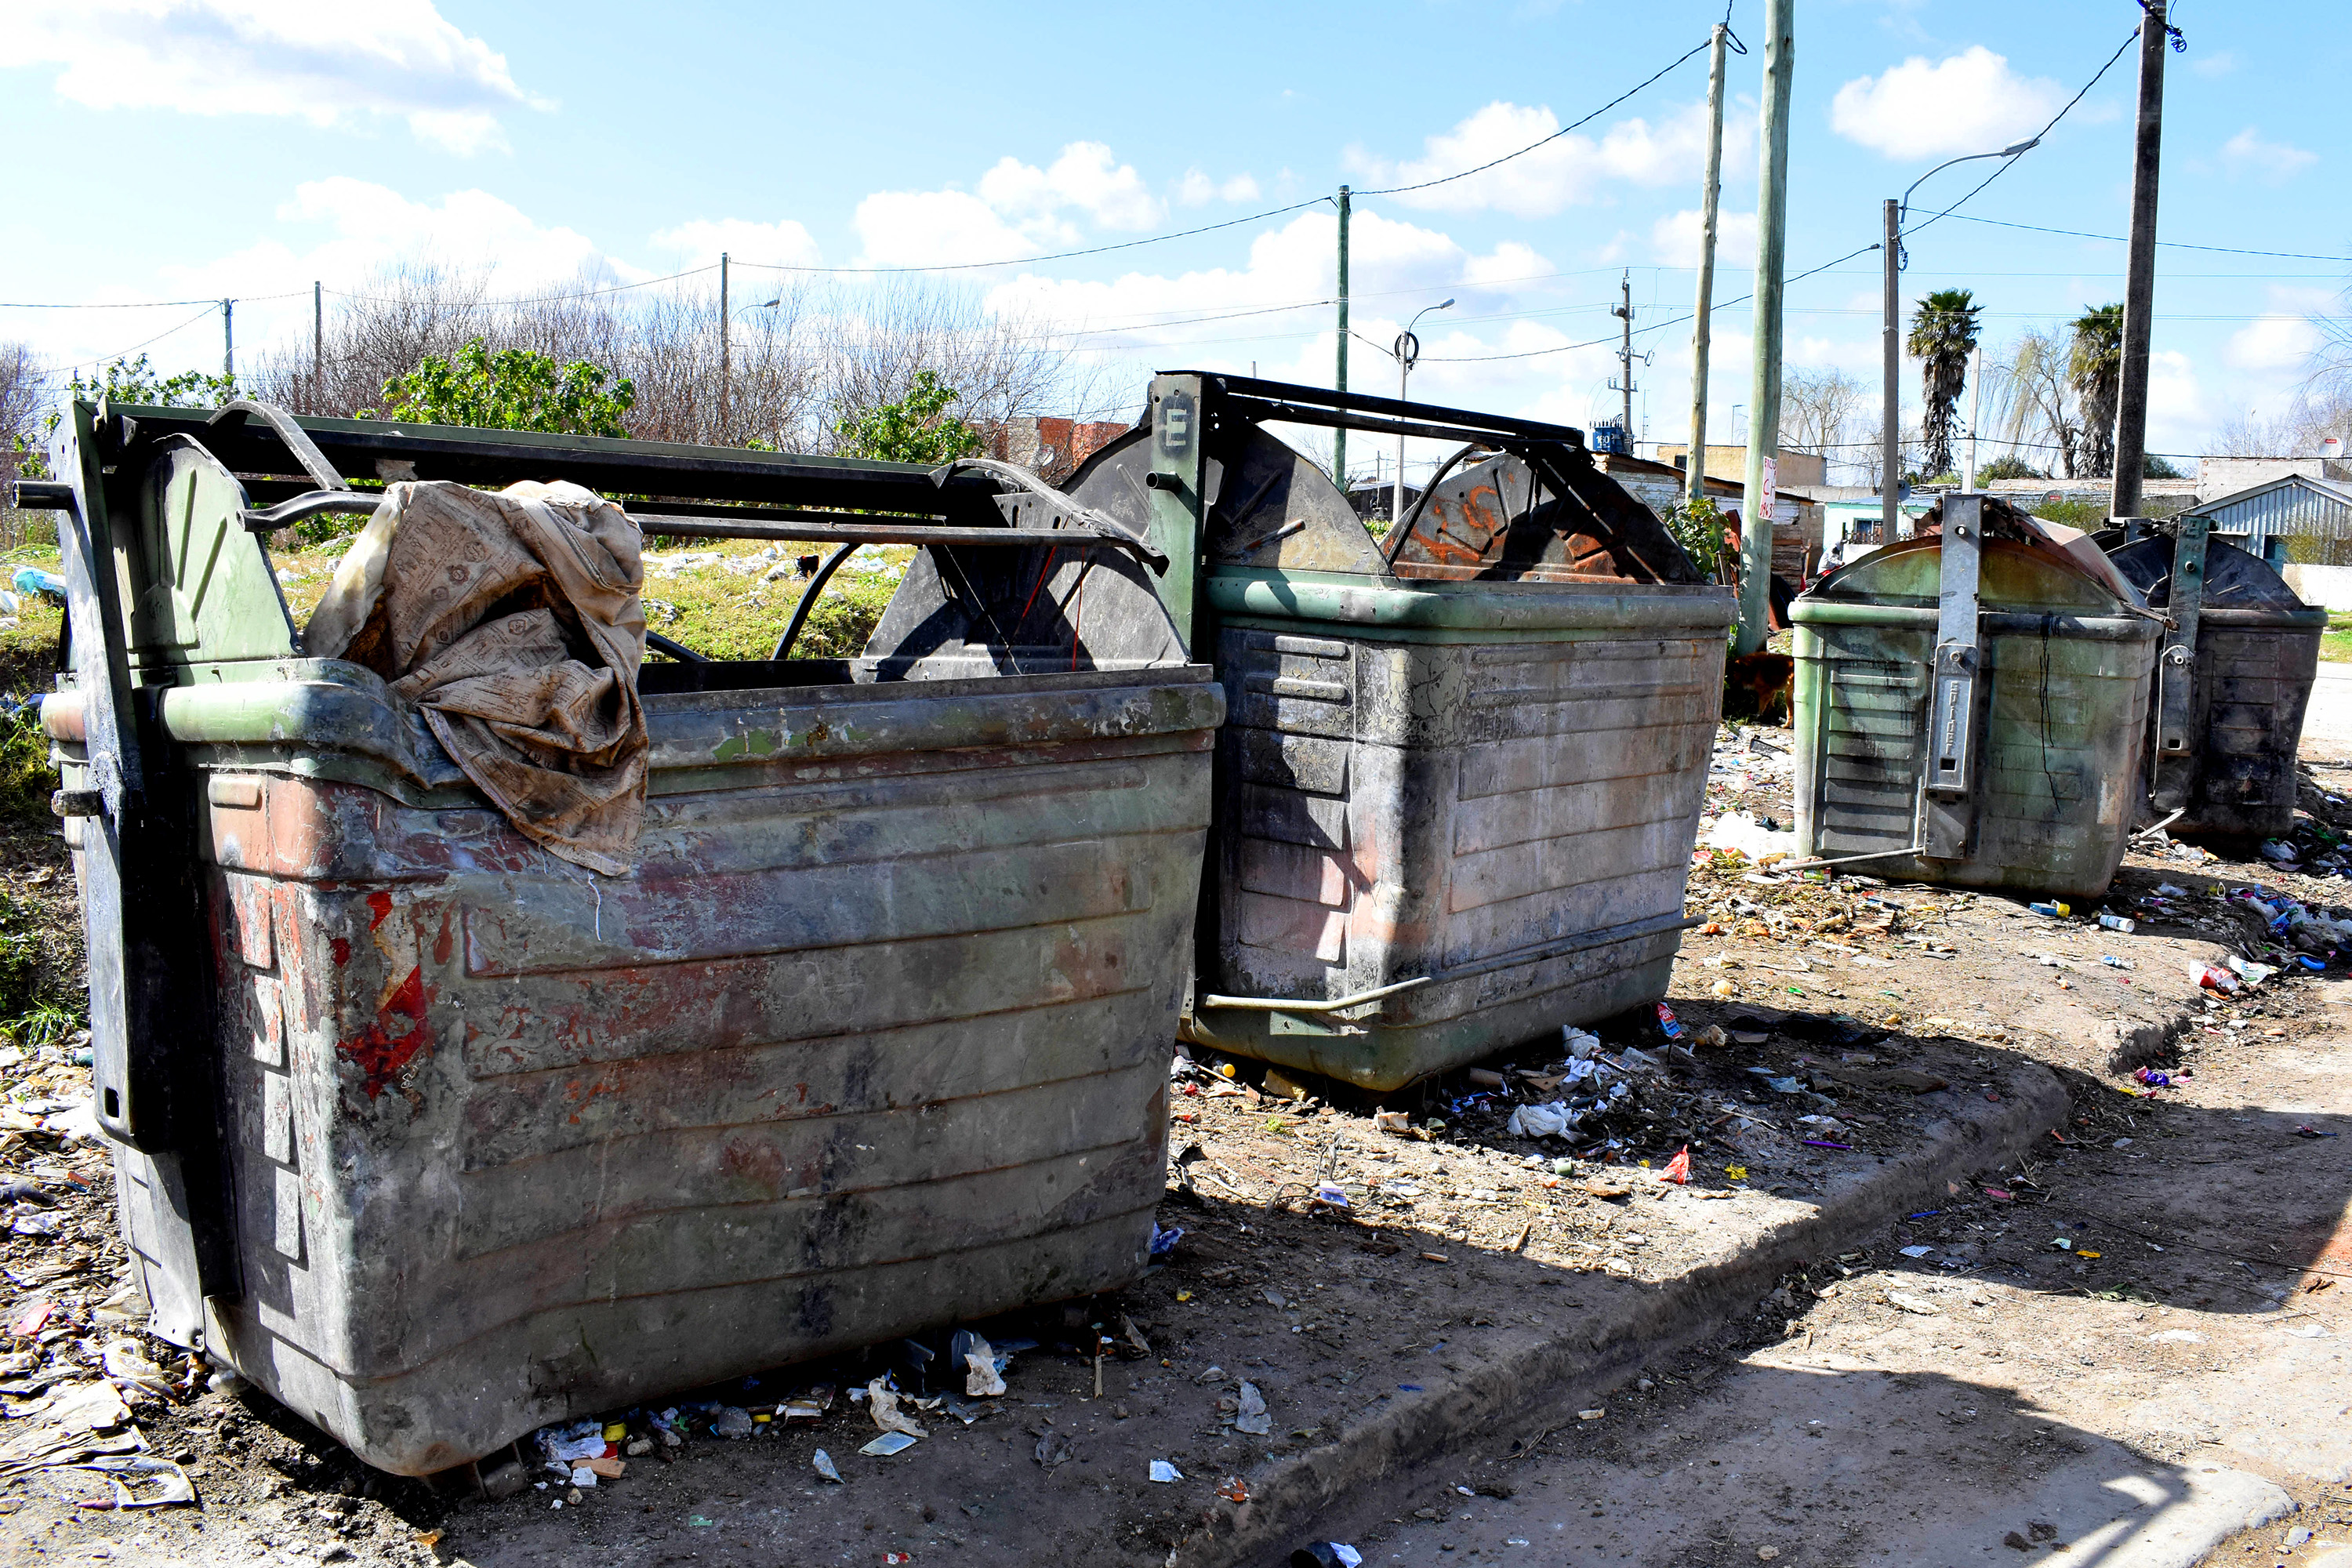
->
[304,479,648,876]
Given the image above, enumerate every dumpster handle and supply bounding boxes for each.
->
[773,543,860,661]
[646,630,708,663]
[209,401,351,494]
[1196,976,1434,1013]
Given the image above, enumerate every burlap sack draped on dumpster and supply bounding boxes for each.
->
[303,479,648,876]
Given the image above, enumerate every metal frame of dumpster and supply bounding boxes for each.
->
[2101,517,2326,840]
[1791,494,2163,898]
[29,399,1220,1474]
[900,373,1735,1093]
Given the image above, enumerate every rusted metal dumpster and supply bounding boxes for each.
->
[37,399,1219,1475]
[2105,516,2325,838]
[1791,494,2161,897]
[875,374,1731,1092]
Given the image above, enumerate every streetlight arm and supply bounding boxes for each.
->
[1899,138,2039,221]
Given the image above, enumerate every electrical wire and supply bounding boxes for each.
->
[45,303,224,377]
[1418,244,1882,364]
[1942,214,2352,265]
[1900,27,2142,244]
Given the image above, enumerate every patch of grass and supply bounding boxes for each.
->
[267,537,913,665]
[2325,614,2352,663]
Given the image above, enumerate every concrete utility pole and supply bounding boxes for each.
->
[1880,198,1901,540]
[719,252,731,441]
[1334,187,1352,488]
[1611,271,1637,442]
[1737,0,1794,656]
[2111,2,2170,518]
[312,281,323,409]
[1687,20,1730,508]
[221,299,234,385]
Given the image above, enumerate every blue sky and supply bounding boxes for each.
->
[4,0,2344,478]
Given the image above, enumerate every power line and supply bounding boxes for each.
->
[1902,26,2141,244]
[46,303,224,377]
[1944,213,2352,265]
[1352,38,1714,201]
[1418,244,1882,363]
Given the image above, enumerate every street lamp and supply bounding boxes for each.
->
[1881,137,2038,536]
[1394,298,1454,529]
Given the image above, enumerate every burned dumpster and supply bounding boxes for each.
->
[873,373,1733,1093]
[2105,516,2325,839]
[38,398,1220,1475]
[1791,493,2161,897]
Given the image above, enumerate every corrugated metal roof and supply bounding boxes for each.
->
[2188,474,2352,540]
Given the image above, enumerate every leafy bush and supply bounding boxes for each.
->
[1975,454,2046,483]
[833,371,982,464]
[372,338,635,437]
[0,702,54,832]
[1664,495,1728,577]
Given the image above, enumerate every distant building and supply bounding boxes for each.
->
[1594,452,1823,583]
[986,416,1130,485]
[1345,480,1422,524]
[2197,454,2351,499]
[2186,473,2352,566]
[1653,444,1827,489]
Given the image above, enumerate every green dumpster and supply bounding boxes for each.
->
[1792,494,2161,898]
[34,399,1218,1475]
[871,373,1733,1092]
[2105,517,2325,839]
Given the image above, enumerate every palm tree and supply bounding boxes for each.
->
[1907,289,1982,478]
[2069,303,2125,478]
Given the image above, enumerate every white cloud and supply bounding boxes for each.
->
[6,0,546,154]
[2220,127,2318,184]
[155,177,630,299]
[1174,169,1262,206]
[2224,314,2322,375]
[1649,209,1762,269]
[2190,49,2238,79]
[1830,46,2062,160]
[648,218,822,271]
[978,143,1163,232]
[853,190,1044,270]
[1349,100,1733,218]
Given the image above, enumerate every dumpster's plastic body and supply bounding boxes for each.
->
[42,402,1219,1475]
[920,375,1733,1092]
[2106,522,2325,838]
[1791,496,2161,898]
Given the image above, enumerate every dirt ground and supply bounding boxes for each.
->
[0,721,2345,1567]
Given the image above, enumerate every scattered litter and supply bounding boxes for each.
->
[1149,1459,1183,1483]
[1233,1381,1272,1436]
[1898,1246,1934,1258]
[1886,1293,1941,1316]
[1290,1545,1365,1568]
[1506,1102,1576,1138]
[866,1380,927,1439]
[859,1432,920,1457]
[1660,1147,1691,1185]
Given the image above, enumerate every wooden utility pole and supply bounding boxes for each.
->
[1334,187,1352,487]
[1737,0,1794,655]
[1880,198,1901,539]
[312,281,323,410]
[1687,21,1730,507]
[718,252,731,442]
[2111,2,2169,518]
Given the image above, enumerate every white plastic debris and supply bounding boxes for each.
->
[1233,1380,1271,1436]
[1504,1102,1575,1138]
[812,1449,842,1483]
[1703,811,1800,861]
[963,1334,1007,1398]
[1149,1459,1183,1483]
[866,1378,927,1439]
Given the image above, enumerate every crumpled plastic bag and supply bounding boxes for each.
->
[1506,1102,1577,1138]
[964,1335,1007,1398]
[867,1378,927,1439]
[1233,1380,1271,1436]
[1703,811,1799,862]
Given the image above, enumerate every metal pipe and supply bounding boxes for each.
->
[240,489,1159,557]
[772,543,859,661]
[1195,976,1432,1013]
[1771,844,1929,873]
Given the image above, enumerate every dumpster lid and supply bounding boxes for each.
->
[1804,495,2148,615]
[2106,531,2320,621]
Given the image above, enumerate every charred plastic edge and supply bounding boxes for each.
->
[1203,568,1738,637]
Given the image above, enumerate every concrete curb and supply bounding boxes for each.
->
[1178,1061,2076,1567]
